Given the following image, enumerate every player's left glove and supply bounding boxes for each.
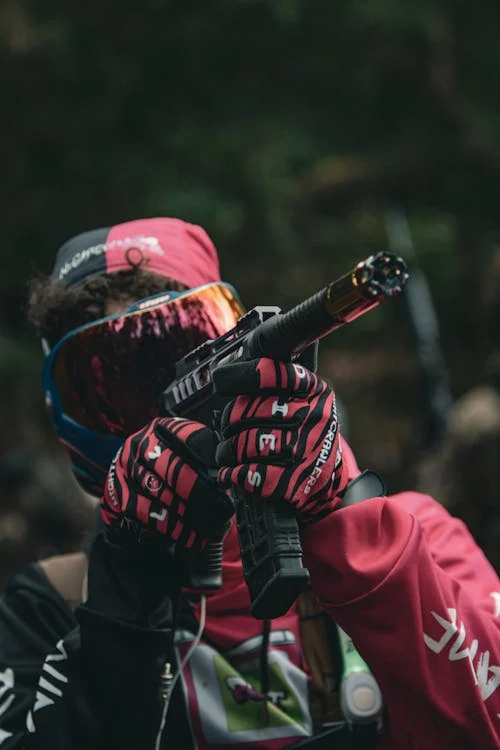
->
[214,357,348,522]
[101,416,234,549]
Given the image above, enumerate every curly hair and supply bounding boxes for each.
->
[27,270,188,347]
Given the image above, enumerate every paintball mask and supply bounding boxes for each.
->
[42,282,245,495]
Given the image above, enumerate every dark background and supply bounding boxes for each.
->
[2,0,500,584]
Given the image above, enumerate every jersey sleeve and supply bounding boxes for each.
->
[300,491,500,749]
[0,534,180,749]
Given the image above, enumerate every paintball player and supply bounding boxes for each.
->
[0,216,498,749]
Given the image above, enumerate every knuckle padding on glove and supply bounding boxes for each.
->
[102,416,235,545]
[219,408,301,440]
[154,419,219,472]
[156,423,227,495]
[213,359,313,397]
[215,434,294,468]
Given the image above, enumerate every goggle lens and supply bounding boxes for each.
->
[46,283,244,437]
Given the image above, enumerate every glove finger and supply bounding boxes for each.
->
[218,459,342,513]
[133,468,233,543]
[123,476,223,548]
[217,462,336,512]
[103,415,234,546]
[218,394,309,439]
[133,444,198,502]
[129,419,217,505]
[119,474,182,530]
[154,417,220,469]
[213,358,319,397]
[151,419,235,535]
[216,428,294,467]
[218,463,287,499]
[183,423,221,468]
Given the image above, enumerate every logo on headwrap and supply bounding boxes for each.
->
[58,236,164,280]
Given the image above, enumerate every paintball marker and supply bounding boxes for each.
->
[162,252,409,619]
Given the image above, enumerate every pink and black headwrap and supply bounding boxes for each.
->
[51,217,221,289]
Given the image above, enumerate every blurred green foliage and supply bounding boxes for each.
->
[2,0,500,488]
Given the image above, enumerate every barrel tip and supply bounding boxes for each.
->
[355,252,409,297]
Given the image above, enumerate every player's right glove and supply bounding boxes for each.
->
[214,357,348,522]
[101,416,234,549]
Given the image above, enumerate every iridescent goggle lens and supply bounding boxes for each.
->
[44,282,245,438]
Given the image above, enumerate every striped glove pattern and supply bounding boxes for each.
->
[101,416,234,548]
[214,357,348,522]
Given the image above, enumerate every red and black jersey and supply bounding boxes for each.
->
[0,438,499,749]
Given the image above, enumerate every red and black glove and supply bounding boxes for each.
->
[213,358,348,522]
[101,416,234,549]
